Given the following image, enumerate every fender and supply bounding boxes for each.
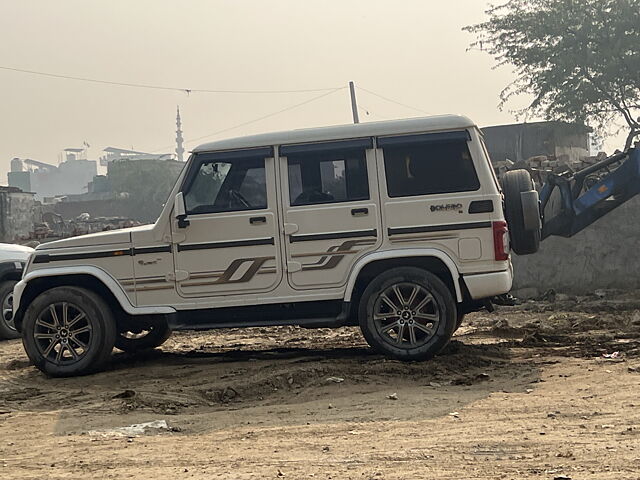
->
[344,248,463,302]
[0,260,25,281]
[13,265,176,318]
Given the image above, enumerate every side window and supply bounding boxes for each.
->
[287,150,369,206]
[184,157,267,214]
[383,141,480,197]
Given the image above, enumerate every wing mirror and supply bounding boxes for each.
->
[174,192,190,228]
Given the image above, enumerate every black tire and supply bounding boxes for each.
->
[0,280,19,340]
[359,267,457,361]
[115,317,171,353]
[22,286,116,377]
[502,169,541,255]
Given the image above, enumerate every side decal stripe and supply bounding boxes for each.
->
[290,229,377,243]
[176,237,275,252]
[33,245,173,264]
[388,222,492,236]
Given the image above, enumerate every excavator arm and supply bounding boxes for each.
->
[539,148,640,239]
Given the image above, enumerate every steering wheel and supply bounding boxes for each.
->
[229,189,251,208]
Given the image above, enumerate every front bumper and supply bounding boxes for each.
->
[462,266,513,300]
[11,279,27,332]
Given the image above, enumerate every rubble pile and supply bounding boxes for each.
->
[31,212,141,241]
[493,152,611,184]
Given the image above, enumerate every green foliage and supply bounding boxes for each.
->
[465,0,640,146]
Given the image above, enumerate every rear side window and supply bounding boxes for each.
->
[383,140,480,197]
[287,150,369,206]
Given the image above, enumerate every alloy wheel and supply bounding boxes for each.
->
[1,290,16,332]
[34,302,93,365]
[373,282,440,348]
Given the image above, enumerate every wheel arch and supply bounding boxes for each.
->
[13,266,175,332]
[344,249,463,309]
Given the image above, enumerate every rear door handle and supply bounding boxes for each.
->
[351,208,369,216]
[250,216,267,225]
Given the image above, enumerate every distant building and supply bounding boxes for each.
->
[482,121,591,165]
[176,106,185,162]
[7,148,97,200]
[0,186,37,242]
[54,147,184,223]
[98,147,174,167]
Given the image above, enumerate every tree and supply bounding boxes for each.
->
[465,0,640,149]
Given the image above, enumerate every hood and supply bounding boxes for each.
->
[0,243,34,263]
[36,226,152,250]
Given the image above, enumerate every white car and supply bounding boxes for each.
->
[0,243,34,339]
[13,115,540,376]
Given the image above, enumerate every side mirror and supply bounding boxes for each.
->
[174,192,190,228]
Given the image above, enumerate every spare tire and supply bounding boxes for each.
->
[501,169,541,255]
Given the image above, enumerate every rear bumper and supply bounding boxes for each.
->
[462,266,513,300]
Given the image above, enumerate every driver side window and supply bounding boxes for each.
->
[184,157,267,214]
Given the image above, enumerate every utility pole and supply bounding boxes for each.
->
[349,81,360,124]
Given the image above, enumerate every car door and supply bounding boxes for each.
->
[279,138,382,290]
[376,130,496,270]
[171,147,283,298]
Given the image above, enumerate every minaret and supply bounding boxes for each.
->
[175,106,185,162]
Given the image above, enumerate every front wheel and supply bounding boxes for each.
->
[22,286,116,377]
[359,267,457,361]
[0,280,20,340]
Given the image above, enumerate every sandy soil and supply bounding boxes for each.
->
[2,292,640,479]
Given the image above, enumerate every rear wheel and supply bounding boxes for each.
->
[359,267,457,361]
[0,280,19,340]
[502,169,541,255]
[115,317,171,353]
[22,286,116,377]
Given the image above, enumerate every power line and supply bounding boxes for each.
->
[151,87,345,152]
[0,65,341,94]
[357,86,432,115]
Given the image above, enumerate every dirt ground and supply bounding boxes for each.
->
[2,292,640,479]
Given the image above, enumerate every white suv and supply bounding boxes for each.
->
[14,115,531,376]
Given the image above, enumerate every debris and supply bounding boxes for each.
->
[539,289,557,302]
[277,468,285,477]
[429,381,442,388]
[449,412,460,417]
[112,390,136,399]
[553,476,572,480]
[525,389,534,394]
[87,420,170,437]
[327,404,334,409]
[492,319,511,330]
[628,366,639,373]
[387,393,398,401]
[602,351,622,359]
[325,376,344,384]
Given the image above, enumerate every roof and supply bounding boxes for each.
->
[193,115,476,153]
[103,147,150,154]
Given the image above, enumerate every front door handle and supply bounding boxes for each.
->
[351,207,369,216]
[250,216,267,225]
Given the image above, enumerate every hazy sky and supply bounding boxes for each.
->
[0,1,609,182]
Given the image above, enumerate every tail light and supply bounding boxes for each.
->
[492,221,510,261]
